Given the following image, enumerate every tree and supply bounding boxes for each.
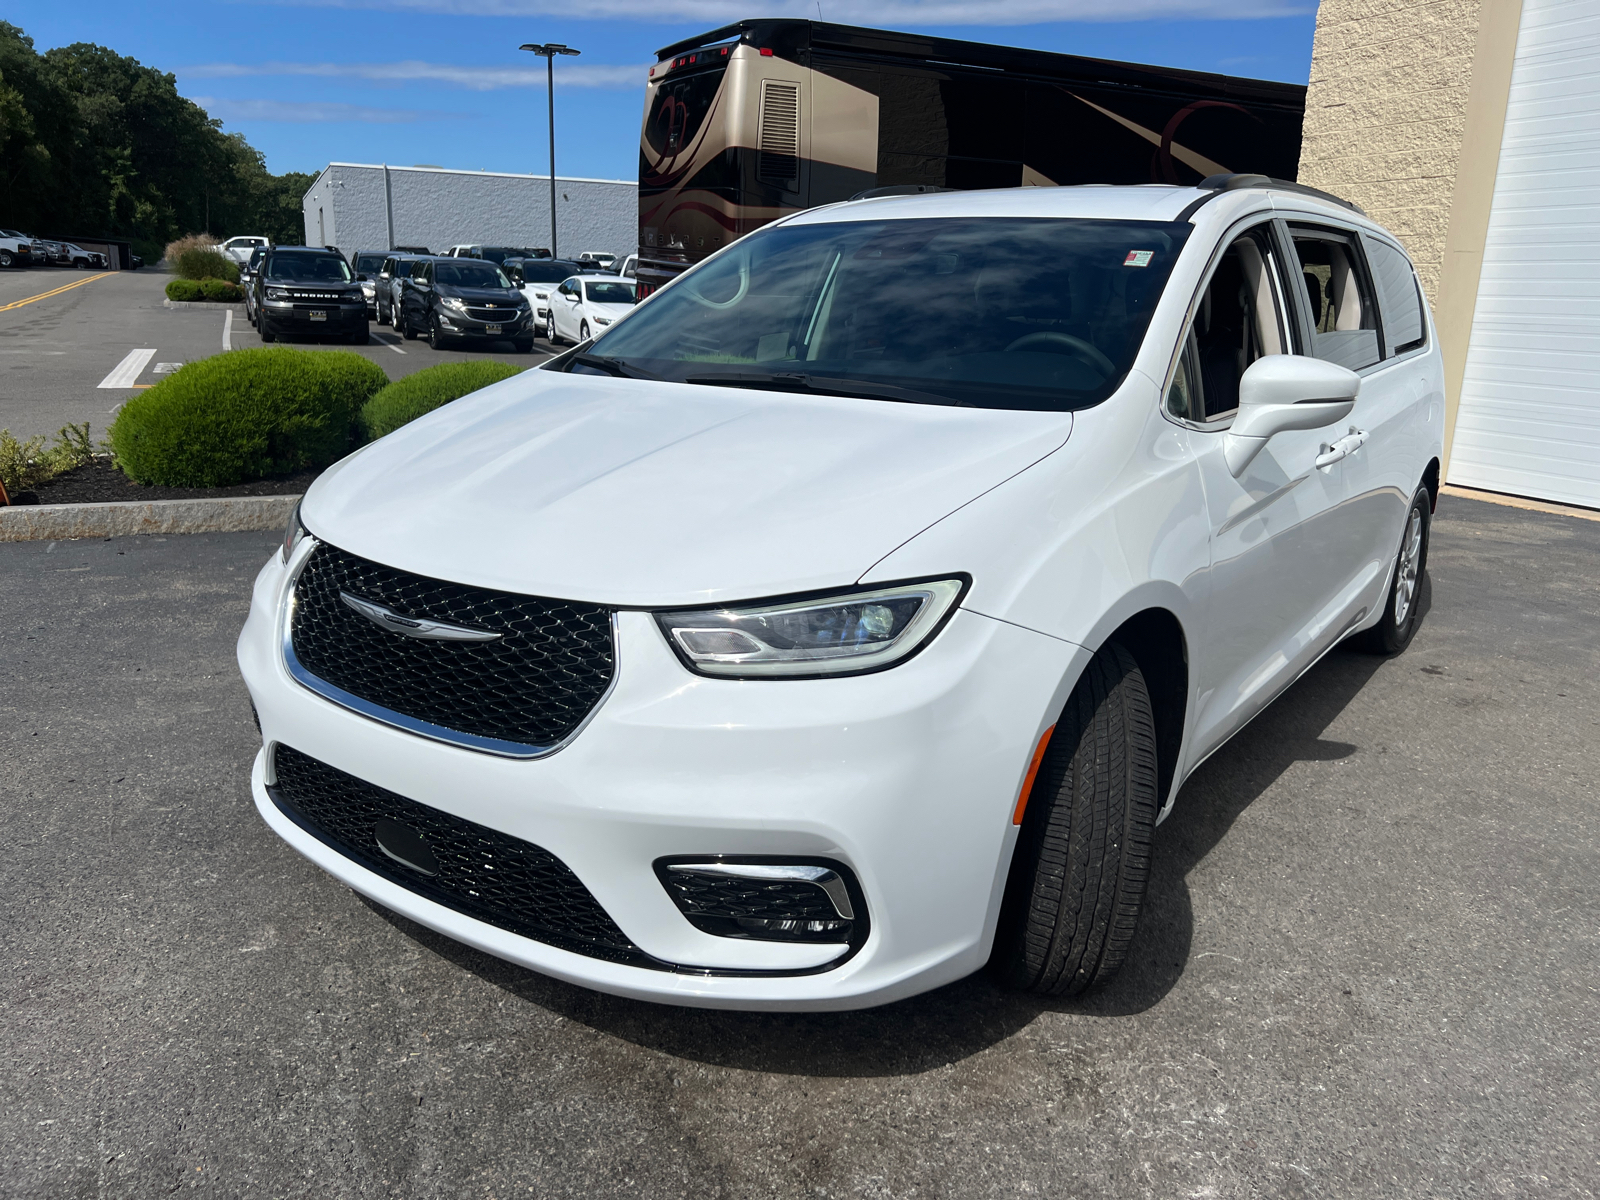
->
[0,21,313,257]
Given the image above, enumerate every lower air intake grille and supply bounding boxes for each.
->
[270,744,645,964]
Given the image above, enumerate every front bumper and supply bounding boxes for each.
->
[437,309,532,338]
[263,300,367,331]
[236,542,1083,1009]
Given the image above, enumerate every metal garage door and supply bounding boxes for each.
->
[1451,0,1600,507]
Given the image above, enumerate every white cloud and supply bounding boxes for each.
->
[190,96,469,123]
[182,61,648,91]
[267,0,1306,24]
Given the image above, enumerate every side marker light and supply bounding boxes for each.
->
[1011,725,1056,825]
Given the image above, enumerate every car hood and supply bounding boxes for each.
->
[304,372,1073,606]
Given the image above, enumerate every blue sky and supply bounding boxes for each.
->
[8,1,1317,181]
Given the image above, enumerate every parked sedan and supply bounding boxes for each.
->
[398,257,534,351]
[254,247,368,344]
[546,275,637,345]
[240,177,1442,1011]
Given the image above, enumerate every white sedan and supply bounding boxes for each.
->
[239,178,1442,1010]
[545,275,637,345]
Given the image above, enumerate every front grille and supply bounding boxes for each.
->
[289,542,615,753]
[465,306,517,321]
[269,745,644,962]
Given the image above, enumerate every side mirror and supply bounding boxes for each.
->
[1224,355,1360,477]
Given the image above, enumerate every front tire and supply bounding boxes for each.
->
[993,641,1159,997]
[1351,485,1431,655]
[545,313,560,345]
[401,311,418,340]
[0,251,12,268]
[260,321,276,344]
[579,320,590,343]
[428,315,448,351]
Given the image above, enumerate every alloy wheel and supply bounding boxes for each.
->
[1393,506,1423,627]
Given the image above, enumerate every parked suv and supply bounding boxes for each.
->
[241,176,1444,1010]
[375,253,426,327]
[504,258,586,332]
[398,257,533,351]
[0,229,34,268]
[242,245,269,327]
[253,246,368,344]
[350,251,388,318]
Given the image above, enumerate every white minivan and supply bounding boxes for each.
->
[239,176,1443,1011]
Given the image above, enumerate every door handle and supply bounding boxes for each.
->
[1315,427,1368,470]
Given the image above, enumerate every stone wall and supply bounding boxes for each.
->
[1298,0,1488,305]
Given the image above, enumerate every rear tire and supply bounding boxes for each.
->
[1351,485,1431,655]
[993,641,1159,997]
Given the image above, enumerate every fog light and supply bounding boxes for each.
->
[655,858,864,945]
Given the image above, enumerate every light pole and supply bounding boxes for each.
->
[519,42,581,260]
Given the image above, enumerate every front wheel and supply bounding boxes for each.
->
[428,315,448,351]
[260,321,276,344]
[513,337,535,354]
[579,320,590,342]
[401,311,418,340]
[348,324,369,345]
[545,313,560,345]
[0,251,12,268]
[992,641,1159,997]
[1351,485,1431,655]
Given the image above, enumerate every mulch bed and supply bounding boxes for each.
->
[7,458,318,506]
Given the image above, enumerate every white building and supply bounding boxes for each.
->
[302,163,637,263]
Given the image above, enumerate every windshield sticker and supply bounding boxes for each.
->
[1123,250,1155,268]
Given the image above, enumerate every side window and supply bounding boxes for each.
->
[1290,227,1382,370]
[1166,227,1288,423]
[1364,236,1426,356]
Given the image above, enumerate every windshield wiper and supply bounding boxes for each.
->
[569,354,659,380]
[683,371,963,407]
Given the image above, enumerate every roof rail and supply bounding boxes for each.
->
[1197,173,1365,215]
[848,184,953,201]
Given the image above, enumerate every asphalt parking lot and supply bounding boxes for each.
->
[0,268,551,444]
[2,494,1597,1199]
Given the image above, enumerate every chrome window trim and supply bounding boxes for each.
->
[278,536,622,760]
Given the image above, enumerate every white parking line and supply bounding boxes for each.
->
[97,348,157,389]
[223,309,233,351]
[374,333,406,355]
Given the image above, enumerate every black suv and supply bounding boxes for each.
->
[254,247,368,344]
[398,257,533,351]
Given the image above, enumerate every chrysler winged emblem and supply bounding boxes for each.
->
[339,592,502,643]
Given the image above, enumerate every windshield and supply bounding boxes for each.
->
[479,247,541,264]
[436,261,512,288]
[584,217,1189,411]
[265,253,353,283]
[584,280,637,304]
[353,254,385,273]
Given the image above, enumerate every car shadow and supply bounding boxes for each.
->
[361,583,1419,1077]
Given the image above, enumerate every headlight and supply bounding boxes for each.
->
[534,291,549,301]
[361,282,375,296]
[342,288,364,303]
[441,296,468,313]
[266,286,288,300]
[281,501,309,565]
[655,578,966,679]
[594,316,612,326]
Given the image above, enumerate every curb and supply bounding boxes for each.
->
[0,494,299,542]
[163,299,245,312]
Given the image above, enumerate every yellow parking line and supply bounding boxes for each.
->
[0,271,114,312]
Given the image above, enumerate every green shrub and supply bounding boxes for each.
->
[0,423,98,497]
[360,361,527,441]
[175,247,239,283]
[165,278,203,302]
[109,349,388,487]
[200,278,243,302]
